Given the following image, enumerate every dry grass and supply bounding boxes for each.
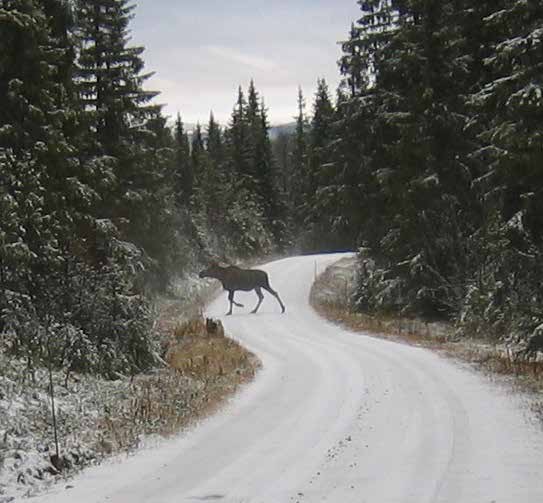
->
[153,283,221,338]
[314,303,449,348]
[313,300,543,384]
[97,315,259,453]
[166,317,257,382]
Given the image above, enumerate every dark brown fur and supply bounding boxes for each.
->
[199,263,286,315]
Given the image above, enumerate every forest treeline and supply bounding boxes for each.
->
[2,0,542,381]
[278,0,543,342]
[0,0,288,378]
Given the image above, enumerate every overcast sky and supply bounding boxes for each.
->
[131,0,361,126]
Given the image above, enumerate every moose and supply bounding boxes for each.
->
[199,262,286,316]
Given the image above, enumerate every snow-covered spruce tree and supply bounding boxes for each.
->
[0,0,86,369]
[71,0,183,373]
[172,113,192,207]
[75,0,159,152]
[244,80,263,196]
[332,0,483,317]
[207,112,224,168]
[470,0,543,242]
[242,82,280,221]
[186,95,269,260]
[74,0,171,244]
[370,0,482,317]
[332,0,543,337]
[340,23,367,99]
[325,13,396,252]
[271,129,292,212]
[169,113,204,265]
[233,79,287,246]
[203,113,229,237]
[214,84,277,258]
[256,100,289,249]
[318,87,372,252]
[288,87,308,236]
[331,0,401,257]
[226,86,252,190]
[136,113,193,290]
[301,78,335,252]
[189,118,230,255]
[190,123,205,187]
[189,119,227,250]
[0,1,110,376]
[74,0,189,283]
[461,0,543,339]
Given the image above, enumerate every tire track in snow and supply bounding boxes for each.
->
[33,254,543,503]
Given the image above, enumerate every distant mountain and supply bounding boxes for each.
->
[183,123,199,134]
[172,121,297,140]
[269,122,296,140]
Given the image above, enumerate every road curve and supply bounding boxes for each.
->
[35,254,543,503]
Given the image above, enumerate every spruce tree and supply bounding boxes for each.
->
[303,78,334,251]
[471,0,543,243]
[0,0,184,377]
[225,86,251,187]
[333,1,482,314]
[190,123,205,190]
[189,114,227,246]
[289,87,308,234]
[75,0,158,152]
[173,113,191,205]
[462,0,543,336]
[206,112,224,168]
[74,0,161,231]
[0,0,106,373]
[340,23,367,98]
[221,84,275,257]
[1,1,69,332]
[257,99,286,246]
[243,79,262,196]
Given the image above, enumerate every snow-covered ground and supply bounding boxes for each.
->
[0,357,124,502]
[29,254,543,502]
[0,272,219,502]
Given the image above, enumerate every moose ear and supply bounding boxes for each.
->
[217,256,229,268]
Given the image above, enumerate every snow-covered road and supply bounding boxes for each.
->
[34,254,543,503]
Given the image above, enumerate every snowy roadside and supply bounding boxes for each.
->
[310,256,543,423]
[0,273,257,502]
[23,254,543,503]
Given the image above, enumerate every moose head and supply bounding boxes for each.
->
[198,261,223,279]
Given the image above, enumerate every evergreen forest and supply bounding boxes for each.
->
[281,0,543,344]
[2,0,543,381]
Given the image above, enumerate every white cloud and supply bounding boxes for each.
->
[132,0,361,125]
[204,45,279,73]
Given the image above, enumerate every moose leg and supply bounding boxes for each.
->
[263,285,286,313]
[226,290,235,315]
[251,287,264,314]
[232,295,244,308]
